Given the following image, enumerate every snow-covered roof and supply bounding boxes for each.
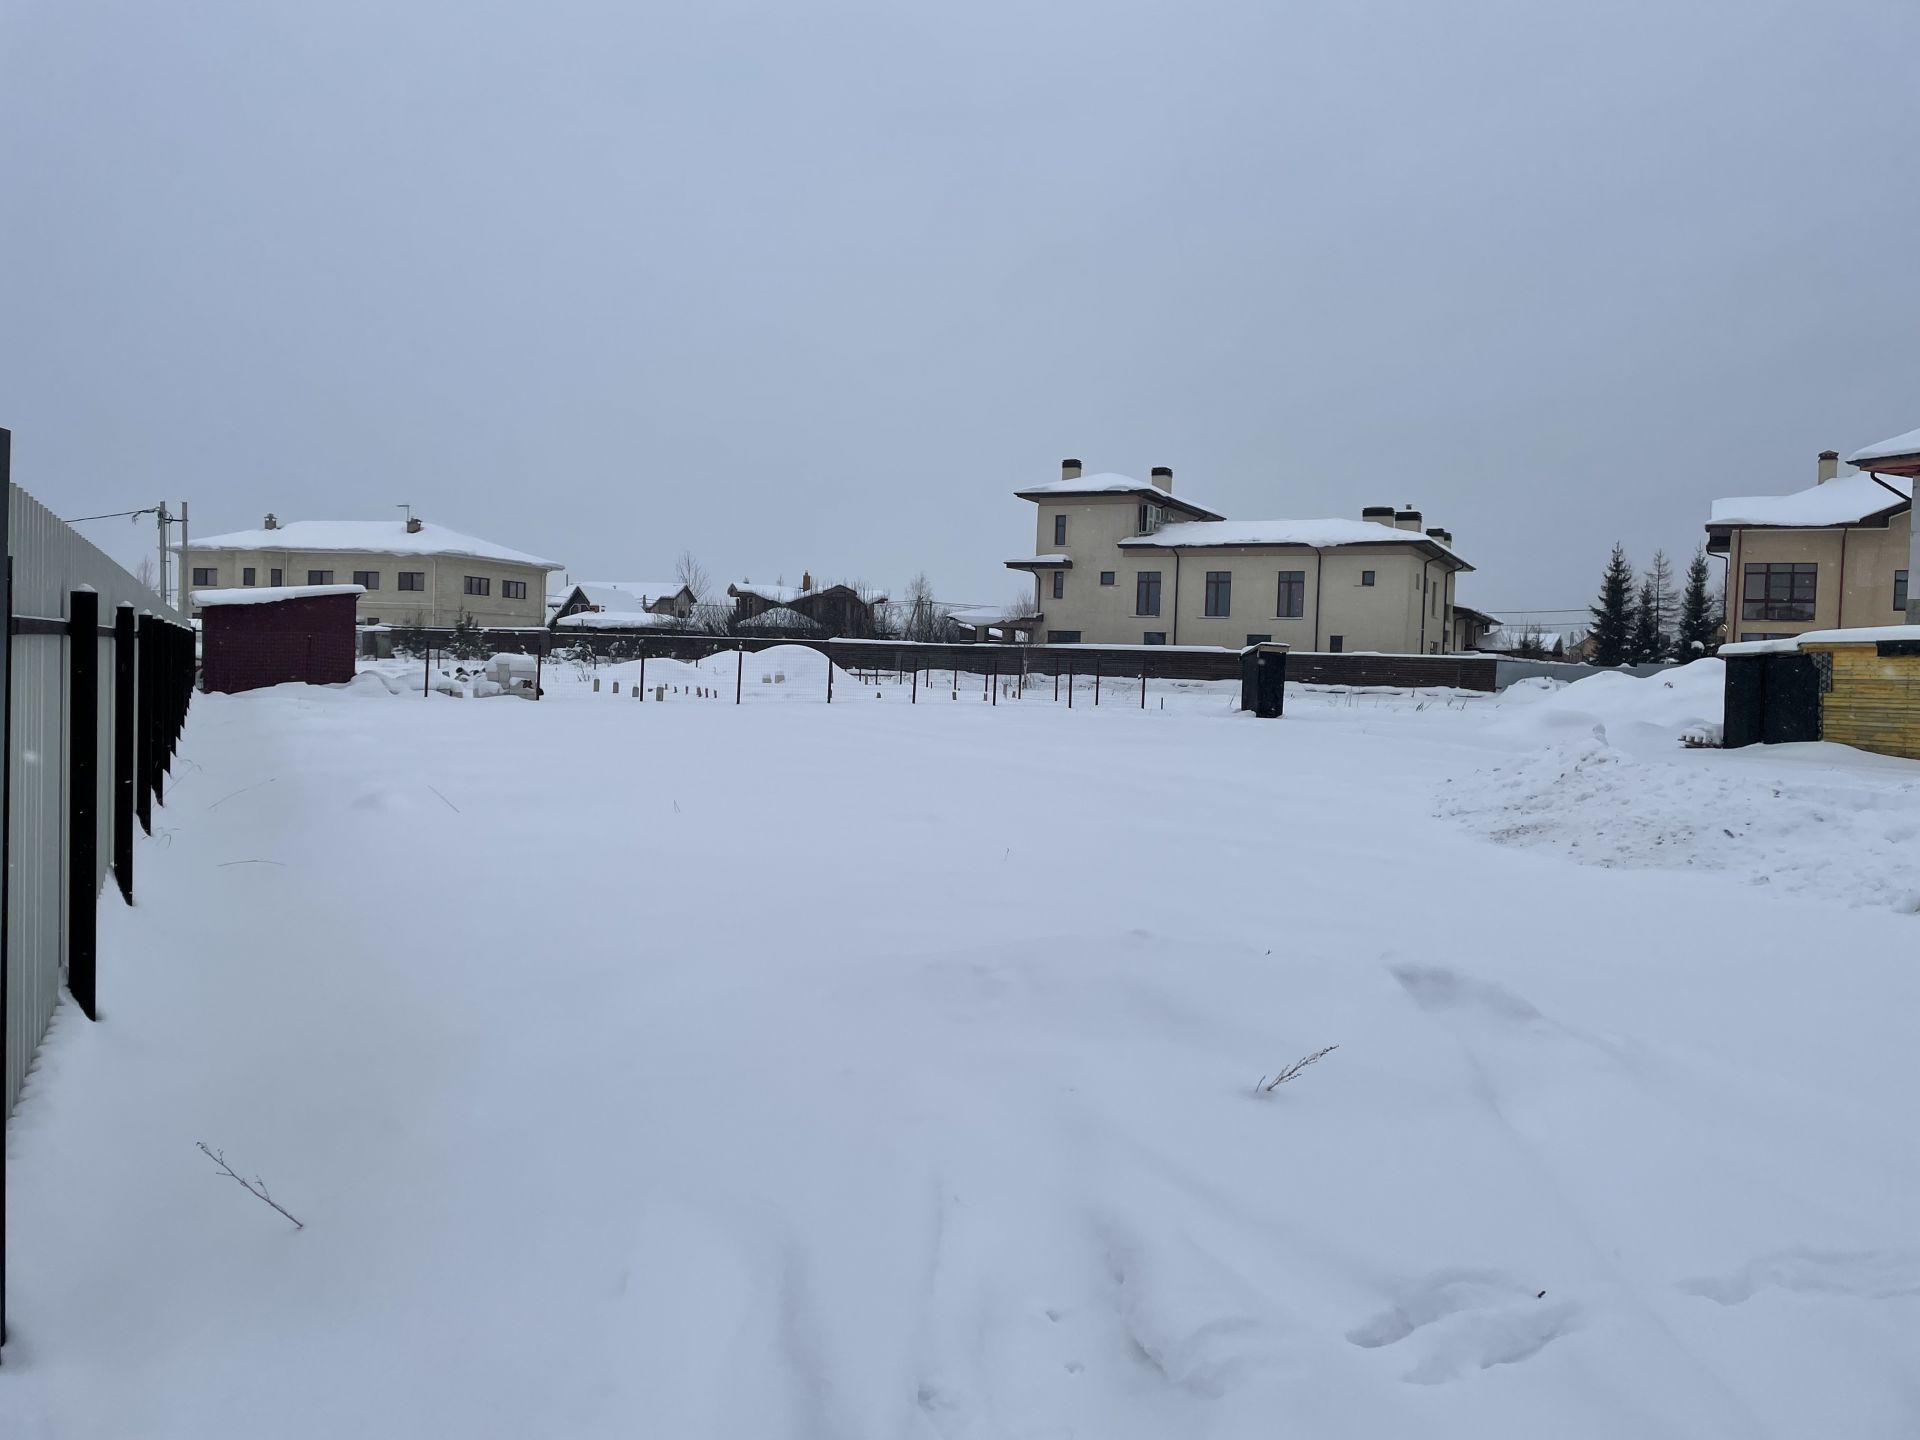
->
[1723,624,1920,655]
[1478,626,1567,654]
[729,581,887,606]
[1005,554,1071,568]
[569,581,689,611]
[1119,518,1469,566]
[1707,471,1910,528]
[1847,427,1920,466]
[553,610,692,630]
[193,584,365,607]
[948,605,1037,627]
[736,605,825,633]
[191,520,562,570]
[1015,473,1224,520]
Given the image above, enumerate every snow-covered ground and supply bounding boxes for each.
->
[4,651,1917,1438]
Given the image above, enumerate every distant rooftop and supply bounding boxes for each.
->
[1014,472,1224,521]
[1708,471,1911,529]
[192,519,562,570]
[1848,427,1920,466]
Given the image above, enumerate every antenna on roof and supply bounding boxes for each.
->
[397,504,412,523]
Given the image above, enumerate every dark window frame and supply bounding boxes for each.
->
[1361,570,1376,587]
[502,579,528,600]
[242,567,256,587]
[1053,514,1067,546]
[1245,633,1272,645]
[1135,570,1161,617]
[1204,571,1231,617]
[1328,635,1344,653]
[1143,631,1167,645]
[352,570,381,591]
[1897,569,1910,613]
[398,571,425,592]
[1276,570,1306,619]
[1051,570,1064,600]
[1099,571,1116,586]
[269,568,284,587]
[191,567,218,586]
[464,575,492,597]
[1045,630,1081,644]
[1742,562,1817,622]
[307,569,334,586]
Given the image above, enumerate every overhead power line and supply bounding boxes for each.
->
[64,505,163,524]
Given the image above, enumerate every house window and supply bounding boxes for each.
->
[269,568,283,586]
[1053,515,1067,546]
[1099,571,1115,586]
[353,570,380,591]
[191,567,217,586]
[1051,570,1064,600]
[1361,570,1376,587]
[465,576,492,596]
[1276,570,1305,618]
[1328,635,1344,652]
[1046,630,1081,644]
[1204,571,1231,616]
[242,567,256,586]
[307,570,333,585]
[1143,631,1167,645]
[1742,562,1816,621]
[502,580,528,599]
[1246,634,1272,645]
[1135,571,1162,616]
[398,571,425,591]
[1897,569,1909,612]
[1137,503,1164,535]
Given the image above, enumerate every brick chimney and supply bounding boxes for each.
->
[1150,466,1173,493]
[1061,458,1082,482]
[1817,449,1839,485]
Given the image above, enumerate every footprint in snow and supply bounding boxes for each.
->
[1345,1270,1579,1385]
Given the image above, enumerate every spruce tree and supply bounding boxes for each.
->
[1676,548,1718,657]
[1646,550,1677,648]
[448,610,490,660]
[1629,577,1665,663]
[1589,544,1636,666]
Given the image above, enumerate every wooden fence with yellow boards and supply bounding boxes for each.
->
[1801,636,1920,760]
[2,430,197,1348]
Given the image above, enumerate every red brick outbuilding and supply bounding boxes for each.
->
[195,584,365,694]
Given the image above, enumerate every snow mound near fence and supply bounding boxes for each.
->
[1440,726,1920,912]
[1488,660,1724,749]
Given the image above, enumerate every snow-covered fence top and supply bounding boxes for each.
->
[192,583,365,607]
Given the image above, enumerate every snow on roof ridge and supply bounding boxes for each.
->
[193,584,366,606]
[191,519,562,570]
[1708,471,1911,528]
[1118,517,1466,561]
[1847,426,1920,465]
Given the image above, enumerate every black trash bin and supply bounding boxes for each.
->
[1240,642,1289,718]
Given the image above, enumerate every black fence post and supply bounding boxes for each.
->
[113,605,135,903]
[736,647,744,704]
[67,587,100,1021]
[136,614,154,829]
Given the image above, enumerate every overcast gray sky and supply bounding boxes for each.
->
[4,0,1916,624]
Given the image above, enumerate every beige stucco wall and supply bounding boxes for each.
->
[1018,497,1461,652]
[185,546,554,628]
[1724,514,1909,642]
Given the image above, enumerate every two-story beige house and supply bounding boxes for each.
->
[187,516,562,629]
[1006,461,1472,652]
[1706,451,1912,644]
[1848,425,1920,622]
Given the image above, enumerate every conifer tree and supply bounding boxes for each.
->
[1589,544,1636,666]
[1676,548,1719,657]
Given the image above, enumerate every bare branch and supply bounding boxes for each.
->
[1258,1044,1338,1093]
[197,1141,305,1230]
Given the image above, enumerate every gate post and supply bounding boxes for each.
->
[113,605,135,902]
[68,588,101,1020]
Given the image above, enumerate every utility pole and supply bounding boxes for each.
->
[156,502,173,608]
[177,501,189,610]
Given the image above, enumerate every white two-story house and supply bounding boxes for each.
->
[1006,460,1472,653]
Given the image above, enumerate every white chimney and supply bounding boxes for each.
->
[1061,458,1082,481]
[1150,466,1173,493]
[1394,508,1423,532]
[1362,505,1395,528]
[1817,449,1839,484]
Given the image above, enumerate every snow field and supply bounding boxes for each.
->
[0,658,1916,1438]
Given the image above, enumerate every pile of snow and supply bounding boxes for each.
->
[1488,660,1723,749]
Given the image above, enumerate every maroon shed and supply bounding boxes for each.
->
[195,584,365,694]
